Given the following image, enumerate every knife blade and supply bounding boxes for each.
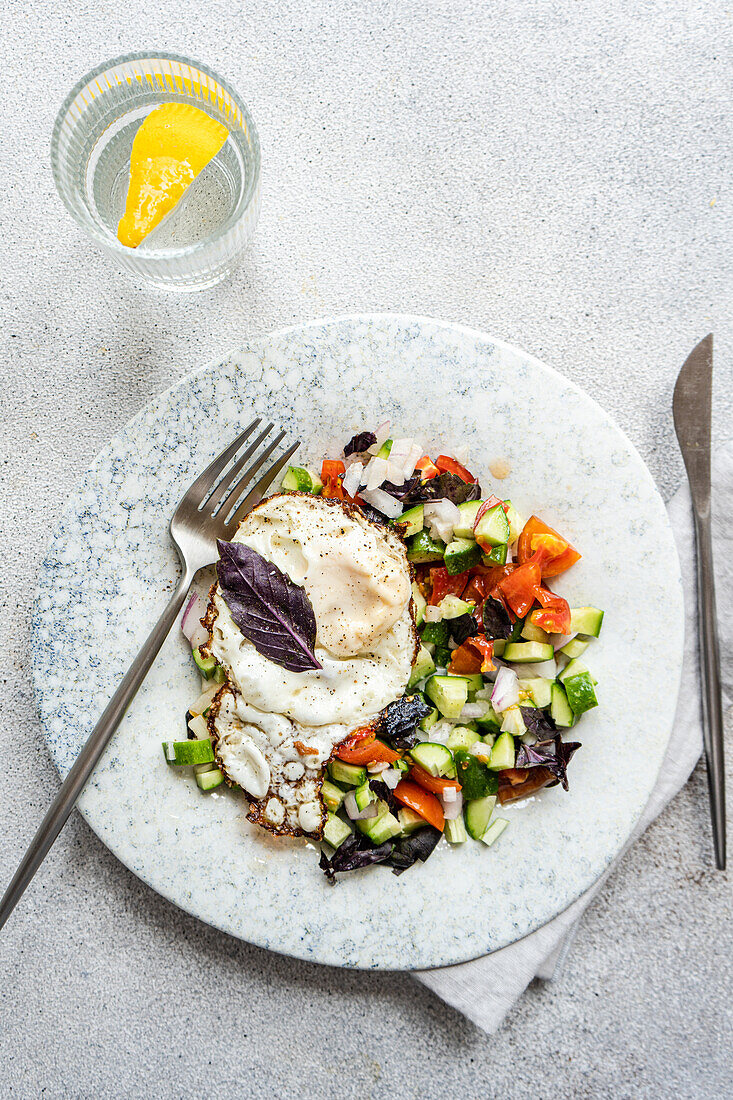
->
[672,334,726,869]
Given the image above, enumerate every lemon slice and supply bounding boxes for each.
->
[117,103,229,248]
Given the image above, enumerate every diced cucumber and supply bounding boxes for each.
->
[398,504,424,537]
[434,647,452,669]
[425,674,468,722]
[447,726,481,751]
[411,581,427,626]
[521,620,550,644]
[323,813,352,849]
[354,780,376,812]
[193,760,215,776]
[503,641,555,663]
[488,731,516,771]
[281,465,323,494]
[213,664,226,685]
[482,543,508,566]
[408,644,436,689]
[187,713,210,740]
[563,671,599,715]
[409,741,456,778]
[163,739,215,766]
[444,537,483,575]
[569,606,604,637]
[453,749,498,799]
[560,637,589,659]
[550,682,575,727]
[557,658,588,683]
[321,779,346,813]
[419,701,439,732]
[522,677,553,709]
[453,500,483,538]
[196,767,225,791]
[474,503,510,548]
[328,760,367,787]
[454,672,483,694]
[395,758,410,773]
[357,803,402,844]
[444,816,468,844]
[493,639,506,657]
[475,707,502,733]
[192,646,217,679]
[376,439,393,459]
[407,530,445,563]
[437,595,475,619]
[420,620,449,647]
[465,794,497,840]
[480,817,509,848]
[503,501,523,544]
[399,807,428,836]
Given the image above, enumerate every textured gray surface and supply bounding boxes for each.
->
[0,0,731,1097]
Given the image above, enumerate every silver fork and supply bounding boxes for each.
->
[0,419,299,931]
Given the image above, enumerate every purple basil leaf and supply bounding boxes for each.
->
[449,613,479,646]
[482,597,513,640]
[402,472,482,506]
[519,706,557,740]
[515,735,581,791]
[320,832,394,881]
[216,540,322,673]
[378,694,432,749]
[369,780,401,816]
[388,826,442,875]
[343,431,376,457]
[381,477,421,501]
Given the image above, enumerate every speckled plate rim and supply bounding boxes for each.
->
[30,313,684,970]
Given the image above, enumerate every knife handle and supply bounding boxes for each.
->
[693,508,726,869]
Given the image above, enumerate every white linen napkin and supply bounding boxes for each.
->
[415,445,733,1033]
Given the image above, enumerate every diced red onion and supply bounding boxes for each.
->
[190,685,219,716]
[367,760,390,774]
[424,499,460,543]
[439,788,463,820]
[491,666,520,712]
[364,456,389,490]
[385,460,406,486]
[469,740,492,760]
[386,438,418,479]
[343,791,379,820]
[367,420,392,454]
[181,594,208,648]
[459,701,490,721]
[360,487,404,518]
[342,462,362,498]
[381,768,402,790]
[514,659,558,680]
[551,632,577,652]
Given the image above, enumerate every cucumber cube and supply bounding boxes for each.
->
[563,672,599,715]
[444,816,468,844]
[411,581,427,626]
[162,739,215,766]
[281,465,323,494]
[196,767,225,791]
[474,504,510,549]
[503,641,555,663]
[465,794,497,840]
[453,500,483,538]
[550,682,575,727]
[321,779,347,813]
[482,543,508,566]
[569,607,604,637]
[397,504,425,537]
[444,537,483,576]
[488,731,516,771]
[328,760,367,787]
[323,813,353,849]
[425,674,468,722]
[408,644,436,689]
[480,817,509,848]
[407,530,445,563]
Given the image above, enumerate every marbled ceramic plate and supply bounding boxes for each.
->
[31,315,683,970]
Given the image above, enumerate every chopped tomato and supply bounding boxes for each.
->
[393,779,445,831]
[530,586,571,634]
[321,458,346,500]
[337,726,375,752]
[428,566,469,606]
[497,560,542,617]
[336,737,401,766]
[517,516,581,578]
[449,635,495,674]
[409,764,461,794]
[434,455,475,483]
[415,455,439,479]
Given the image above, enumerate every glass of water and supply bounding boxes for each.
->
[51,53,261,291]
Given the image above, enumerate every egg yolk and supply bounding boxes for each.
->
[117,103,228,248]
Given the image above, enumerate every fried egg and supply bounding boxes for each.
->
[205,493,417,837]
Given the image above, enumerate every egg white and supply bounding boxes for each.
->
[206,493,417,836]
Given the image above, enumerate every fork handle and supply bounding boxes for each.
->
[0,569,194,932]
[693,508,726,870]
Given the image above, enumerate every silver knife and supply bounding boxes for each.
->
[672,333,726,869]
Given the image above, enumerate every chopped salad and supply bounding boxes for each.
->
[171,421,603,881]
